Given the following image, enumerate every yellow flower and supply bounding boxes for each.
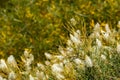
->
[90,19,94,28]
[0,51,4,57]
[25,8,33,18]
[24,48,31,54]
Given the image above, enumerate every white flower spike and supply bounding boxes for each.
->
[7,55,18,68]
[44,52,52,60]
[85,55,93,67]
[96,39,102,48]
[0,59,9,73]
[8,71,16,80]
[29,74,34,80]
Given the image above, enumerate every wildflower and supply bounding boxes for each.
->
[25,61,32,72]
[73,58,85,69]
[24,54,34,72]
[85,55,93,67]
[0,59,9,73]
[45,61,51,65]
[101,54,106,60]
[8,71,16,80]
[94,23,100,32]
[51,63,64,80]
[76,30,81,34]
[51,63,63,73]
[73,30,81,39]
[25,8,33,18]
[70,18,77,26]
[74,58,82,65]
[105,24,111,34]
[66,47,74,55]
[44,52,52,60]
[24,48,30,57]
[117,43,120,53]
[96,39,102,48]
[29,74,34,80]
[29,54,34,61]
[70,34,81,45]
[7,55,18,68]
[24,48,32,57]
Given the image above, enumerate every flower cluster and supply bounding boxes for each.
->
[0,21,120,80]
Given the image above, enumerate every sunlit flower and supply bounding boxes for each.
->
[85,55,93,67]
[96,39,102,48]
[45,60,51,65]
[101,54,106,60]
[105,24,111,34]
[70,18,77,26]
[51,63,64,80]
[73,30,81,39]
[66,47,74,55]
[73,58,85,69]
[94,23,100,32]
[0,59,9,73]
[24,54,34,72]
[74,58,82,65]
[24,48,30,57]
[44,52,52,60]
[89,23,101,39]
[8,71,16,80]
[24,48,32,57]
[70,34,81,45]
[25,8,33,18]
[7,55,18,68]
[51,63,63,73]
[29,74,34,80]
[25,60,32,71]
[76,30,81,35]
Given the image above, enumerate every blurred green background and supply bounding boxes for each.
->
[0,0,120,61]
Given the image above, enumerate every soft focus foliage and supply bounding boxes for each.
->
[0,0,120,79]
[0,0,120,60]
[0,23,120,80]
